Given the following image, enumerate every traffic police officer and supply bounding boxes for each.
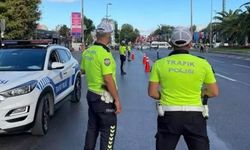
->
[81,21,122,150]
[119,40,127,75]
[148,27,219,150]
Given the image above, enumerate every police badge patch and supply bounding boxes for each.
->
[104,58,111,66]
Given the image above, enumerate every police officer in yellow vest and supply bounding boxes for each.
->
[119,40,127,75]
[81,21,122,150]
[148,27,219,150]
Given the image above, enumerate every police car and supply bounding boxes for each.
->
[0,40,81,135]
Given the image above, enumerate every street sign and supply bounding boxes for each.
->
[0,19,5,32]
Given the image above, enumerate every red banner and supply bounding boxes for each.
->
[71,12,82,37]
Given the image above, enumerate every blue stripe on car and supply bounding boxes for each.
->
[36,77,70,96]
[36,64,80,95]
[71,64,80,86]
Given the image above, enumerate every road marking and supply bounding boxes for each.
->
[211,59,224,63]
[207,127,231,150]
[215,73,237,82]
[237,81,250,87]
[233,64,250,69]
[217,71,230,75]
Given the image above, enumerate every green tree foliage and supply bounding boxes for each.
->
[152,25,174,41]
[0,0,41,39]
[114,21,119,43]
[84,16,95,45]
[59,25,70,38]
[202,2,250,46]
[119,23,140,43]
[214,9,242,45]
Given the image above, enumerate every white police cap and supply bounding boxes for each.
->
[96,21,113,33]
[171,27,192,47]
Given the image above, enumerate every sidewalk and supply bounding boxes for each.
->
[192,48,250,60]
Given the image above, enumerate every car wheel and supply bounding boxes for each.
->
[71,75,81,103]
[31,93,51,136]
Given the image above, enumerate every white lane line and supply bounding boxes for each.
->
[237,81,250,87]
[233,64,250,69]
[208,127,231,150]
[217,70,230,75]
[210,59,224,63]
[215,73,237,82]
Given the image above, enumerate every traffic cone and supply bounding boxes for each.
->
[131,52,135,60]
[145,58,151,73]
[143,54,147,64]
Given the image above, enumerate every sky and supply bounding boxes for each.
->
[40,0,250,35]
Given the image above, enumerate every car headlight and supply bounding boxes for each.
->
[0,80,38,98]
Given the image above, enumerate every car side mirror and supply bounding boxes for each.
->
[51,62,64,70]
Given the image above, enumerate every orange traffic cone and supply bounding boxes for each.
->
[145,58,151,73]
[131,52,135,60]
[143,54,147,64]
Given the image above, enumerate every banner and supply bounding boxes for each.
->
[71,12,82,37]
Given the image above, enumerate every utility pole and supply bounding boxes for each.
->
[222,0,226,12]
[0,19,5,48]
[106,3,112,22]
[209,0,213,48]
[190,0,193,34]
[81,0,85,50]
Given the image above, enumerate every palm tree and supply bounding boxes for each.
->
[214,9,242,46]
[240,3,250,46]
[240,2,250,8]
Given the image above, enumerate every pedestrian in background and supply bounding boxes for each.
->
[119,40,127,75]
[127,41,132,61]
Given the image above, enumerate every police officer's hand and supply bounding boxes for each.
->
[114,99,122,114]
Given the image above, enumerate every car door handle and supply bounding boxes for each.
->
[63,72,68,75]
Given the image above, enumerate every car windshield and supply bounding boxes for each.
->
[0,49,46,71]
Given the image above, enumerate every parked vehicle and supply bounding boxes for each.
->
[0,40,81,135]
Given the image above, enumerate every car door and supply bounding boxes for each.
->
[47,50,65,103]
[56,49,74,99]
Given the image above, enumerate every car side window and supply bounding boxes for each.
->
[57,49,70,64]
[66,50,72,60]
[48,50,60,68]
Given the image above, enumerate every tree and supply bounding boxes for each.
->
[240,4,250,46]
[191,25,197,32]
[58,25,70,38]
[152,25,174,41]
[119,24,140,43]
[1,0,41,39]
[207,2,250,47]
[214,9,242,46]
[114,21,119,43]
[84,16,95,45]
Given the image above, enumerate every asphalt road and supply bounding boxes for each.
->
[143,49,250,150]
[0,49,249,150]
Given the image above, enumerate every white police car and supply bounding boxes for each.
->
[0,40,81,135]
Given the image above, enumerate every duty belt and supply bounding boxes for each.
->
[161,106,204,112]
